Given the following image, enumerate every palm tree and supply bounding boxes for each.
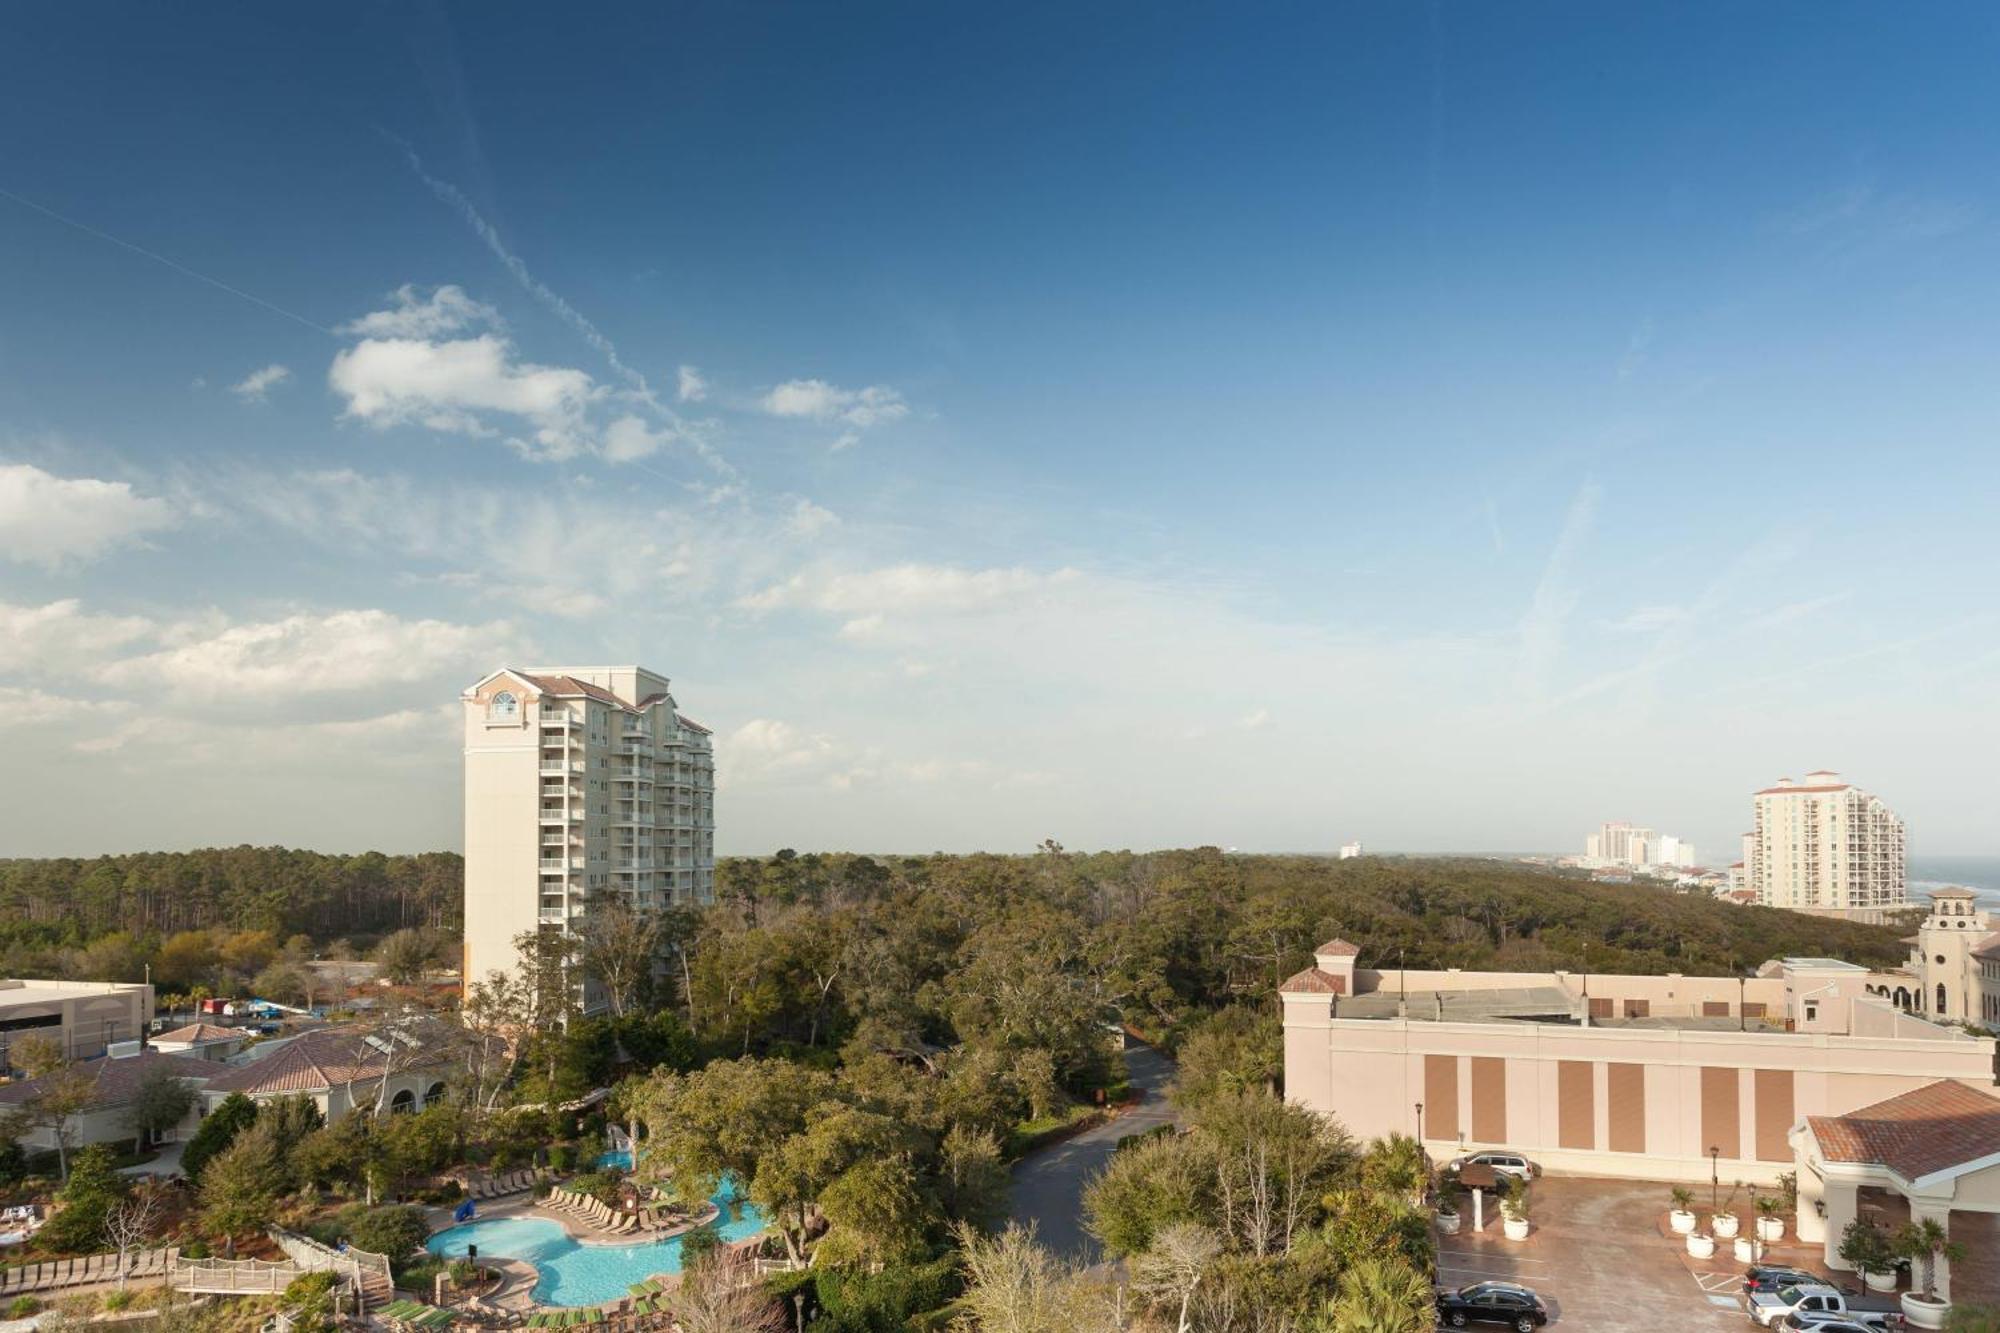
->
[1361,1132,1431,1205]
[1322,1256,1435,1333]
[1893,1217,1966,1302]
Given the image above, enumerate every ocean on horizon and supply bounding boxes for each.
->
[1909,855,2000,912]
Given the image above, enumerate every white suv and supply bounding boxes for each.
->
[1448,1151,1541,1181]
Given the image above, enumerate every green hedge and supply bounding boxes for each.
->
[764,1258,963,1332]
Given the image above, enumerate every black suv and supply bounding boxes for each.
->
[1436,1281,1549,1331]
[1744,1266,1821,1294]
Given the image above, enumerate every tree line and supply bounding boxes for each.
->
[0,847,462,976]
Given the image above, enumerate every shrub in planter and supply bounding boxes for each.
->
[1893,1219,1964,1329]
[1712,1182,1742,1238]
[1686,1232,1716,1259]
[1500,1176,1531,1240]
[1755,1195,1786,1242]
[1668,1185,1697,1235]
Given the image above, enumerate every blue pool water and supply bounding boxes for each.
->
[595,1149,632,1170]
[425,1180,764,1307]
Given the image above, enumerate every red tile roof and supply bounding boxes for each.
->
[0,1049,217,1109]
[1315,938,1360,957]
[674,713,712,735]
[154,1022,242,1045]
[1280,967,1348,995]
[1756,784,1853,796]
[1806,1080,2000,1181]
[524,674,633,710]
[1972,932,2000,962]
[200,1024,444,1098]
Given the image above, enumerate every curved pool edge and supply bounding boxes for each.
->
[423,1189,766,1307]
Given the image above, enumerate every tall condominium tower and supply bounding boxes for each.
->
[1749,770,1905,917]
[461,666,715,1010]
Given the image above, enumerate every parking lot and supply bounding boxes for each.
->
[1435,1176,1816,1333]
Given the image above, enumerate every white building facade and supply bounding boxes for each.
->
[1750,771,1906,918]
[462,666,715,1010]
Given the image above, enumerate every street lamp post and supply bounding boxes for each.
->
[1709,1145,1721,1215]
[1415,1101,1425,1146]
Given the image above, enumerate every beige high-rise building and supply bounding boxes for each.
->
[1749,770,1905,917]
[461,666,715,1011]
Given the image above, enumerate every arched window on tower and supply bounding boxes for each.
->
[489,690,518,722]
[1936,982,1948,1014]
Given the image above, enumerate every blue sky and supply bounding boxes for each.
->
[3,3,1998,858]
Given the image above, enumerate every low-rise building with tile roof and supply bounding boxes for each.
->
[1794,1079,2000,1305]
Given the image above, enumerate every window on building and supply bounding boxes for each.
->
[1937,983,1948,1013]
[488,691,518,721]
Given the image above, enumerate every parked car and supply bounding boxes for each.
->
[1750,1284,1904,1329]
[1435,1281,1549,1331]
[1745,1266,1823,1294]
[1445,1151,1541,1181]
[1776,1304,1896,1328]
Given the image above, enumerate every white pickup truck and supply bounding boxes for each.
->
[1748,1283,1904,1328]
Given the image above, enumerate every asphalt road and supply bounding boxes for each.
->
[1006,1041,1178,1264]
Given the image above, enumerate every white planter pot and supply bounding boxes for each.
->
[1711,1213,1741,1239]
[1669,1209,1698,1234]
[1756,1215,1784,1242]
[1900,1293,1950,1330]
[1436,1211,1461,1236]
[1686,1232,1716,1259]
[1502,1215,1530,1241]
[1863,1270,1898,1293]
[1732,1236,1757,1264]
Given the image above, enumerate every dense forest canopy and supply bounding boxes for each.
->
[0,846,461,953]
[689,848,1911,1059]
[0,844,1910,1007]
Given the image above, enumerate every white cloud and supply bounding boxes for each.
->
[330,333,600,461]
[0,600,156,674]
[96,607,520,704]
[0,685,132,726]
[223,466,816,618]
[330,289,714,468]
[760,379,909,429]
[1240,708,1270,730]
[230,364,292,401]
[0,465,178,569]
[677,365,708,403]
[1605,605,1689,634]
[831,431,861,453]
[738,562,1073,616]
[719,718,842,784]
[786,499,838,539]
[337,284,501,339]
[602,415,677,463]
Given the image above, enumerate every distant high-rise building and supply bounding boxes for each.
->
[1586,820,1693,870]
[461,666,716,1011]
[1337,841,1363,860]
[1656,835,1696,869]
[1749,770,1905,917]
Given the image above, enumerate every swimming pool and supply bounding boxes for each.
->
[594,1149,632,1170]
[424,1180,764,1307]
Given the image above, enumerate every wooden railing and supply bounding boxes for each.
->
[174,1256,307,1295]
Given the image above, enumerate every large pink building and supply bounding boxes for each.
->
[1282,939,2000,1300]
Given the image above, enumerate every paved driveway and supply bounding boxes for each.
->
[1436,1176,1758,1333]
[1006,1042,1177,1263]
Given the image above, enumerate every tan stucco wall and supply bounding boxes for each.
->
[1287,1009,1997,1185]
